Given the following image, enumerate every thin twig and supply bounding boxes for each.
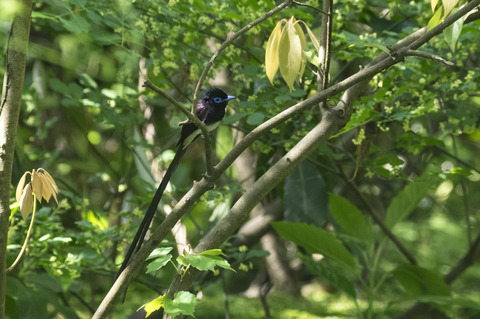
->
[433,145,480,175]
[318,0,333,110]
[405,49,455,66]
[451,135,472,244]
[293,0,330,16]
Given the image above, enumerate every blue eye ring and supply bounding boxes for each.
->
[213,97,223,103]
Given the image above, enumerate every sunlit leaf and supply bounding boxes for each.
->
[442,0,459,18]
[265,20,283,84]
[431,0,440,12]
[31,170,44,203]
[20,183,33,220]
[16,172,28,202]
[39,168,59,203]
[293,20,307,83]
[278,17,304,91]
[301,21,320,53]
[39,173,53,203]
[144,294,165,318]
[427,7,444,31]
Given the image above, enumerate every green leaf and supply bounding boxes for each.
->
[393,264,451,297]
[49,78,70,95]
[246,112,265,125]
[283,161,329,227]
[272,221,356,271]
[32,11,59,21]
[265,20,283,84]
[146,247,173,274]
[299,254,356,299]
[431,0,440,12]
[443,8,464,52]
[384,175,440,230]
[223,112,247,125]
[59,15,91,34]
[278,16,305,91]
[329,193,373,243]
[164,291,198,318]
[427,7,443,31]
[144,295,165,318]
[178,249,234,272]
[79,73,98,90]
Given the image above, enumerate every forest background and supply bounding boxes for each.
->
[1,0,480,318]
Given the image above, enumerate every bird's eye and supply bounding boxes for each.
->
[213,97,223,103]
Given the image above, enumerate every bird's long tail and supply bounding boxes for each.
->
[116,145,187,279]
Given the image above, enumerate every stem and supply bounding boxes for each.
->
[7,196,37,272]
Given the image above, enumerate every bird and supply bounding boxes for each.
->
[116,88,235,280]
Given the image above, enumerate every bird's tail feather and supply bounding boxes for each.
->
[116,145,187,280]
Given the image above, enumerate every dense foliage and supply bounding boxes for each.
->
[1,0,480,318]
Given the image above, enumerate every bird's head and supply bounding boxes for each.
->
[202,88,236,109]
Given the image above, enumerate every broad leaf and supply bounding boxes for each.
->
[329,193,373,243]
[384,175,439,230]
[265,20,283,84]
[301,21,320,53]
[299,254,357,299]
[293,20,307,83]
[164,291,198,318]
[146,247,173,274]
[443,8,464,52]
[272,221,356,271]
[427,7,443,31]
[144,294,165,318]
[442,0,459,18]
[283,161,329,227]
[278,16,305,91]
[177,249,234,272]
[20,183,33,220]
[393,264,451,297]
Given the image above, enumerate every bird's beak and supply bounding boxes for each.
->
[226,95,236,101]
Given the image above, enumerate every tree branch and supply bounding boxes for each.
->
[163,0,480,300]
[405,49,455,67]
[93,2,480,316]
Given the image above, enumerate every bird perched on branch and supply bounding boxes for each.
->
[117,88,235,279]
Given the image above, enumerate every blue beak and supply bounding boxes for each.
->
[226,95,236,101]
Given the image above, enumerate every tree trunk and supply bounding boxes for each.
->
[0,1,32,317]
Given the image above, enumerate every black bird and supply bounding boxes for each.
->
[117,88,235,279]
